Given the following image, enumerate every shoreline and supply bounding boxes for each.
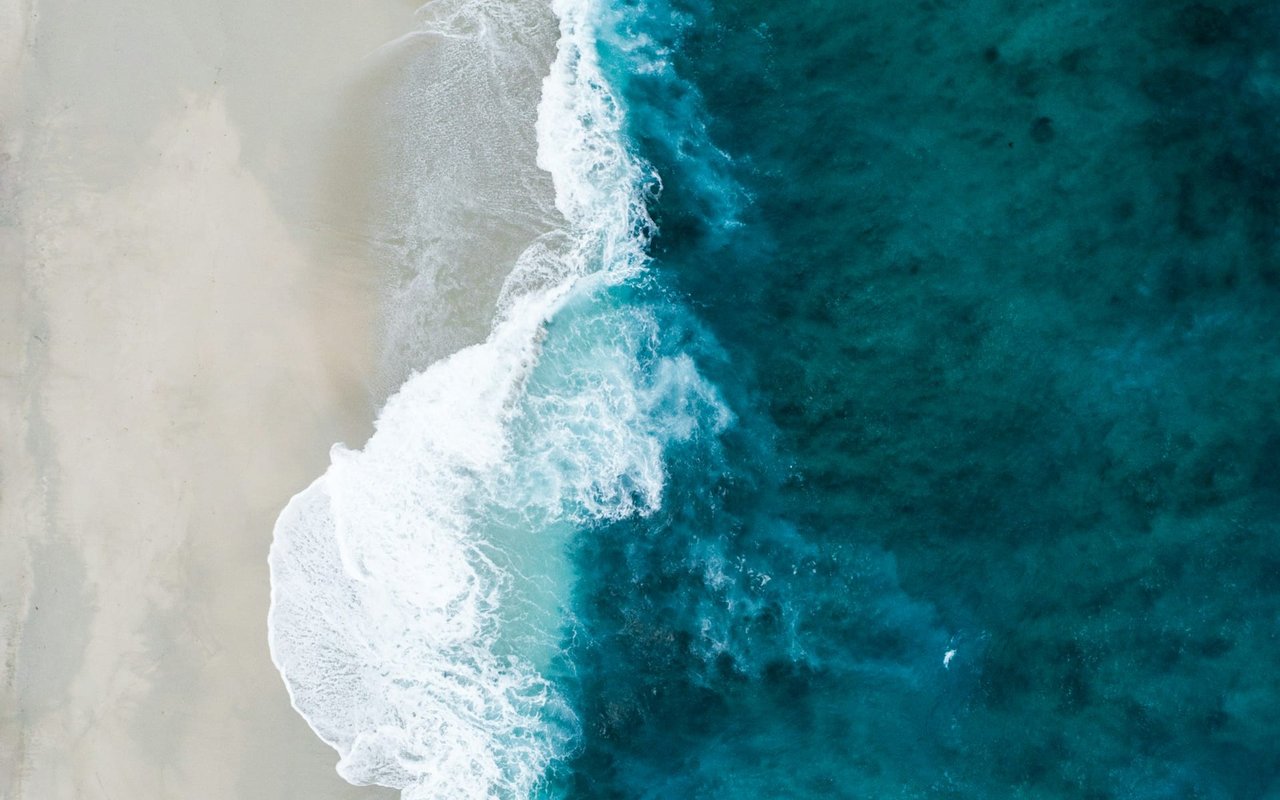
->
[265,2,568,794]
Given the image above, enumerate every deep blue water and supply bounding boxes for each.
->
[558,0,1280,796]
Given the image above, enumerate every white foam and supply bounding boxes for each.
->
[534,0,656,276]
[270,286,575,799]
[268,0,731,797]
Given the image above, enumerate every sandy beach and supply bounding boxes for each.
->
[0,1,418,796]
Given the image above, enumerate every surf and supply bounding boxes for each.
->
[266,0,731,797]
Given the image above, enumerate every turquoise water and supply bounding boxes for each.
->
[558,0,1280,796]
[270,0,1280,796]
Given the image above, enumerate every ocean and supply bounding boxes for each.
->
[269,0,1280,797]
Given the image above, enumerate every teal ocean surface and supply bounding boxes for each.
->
[566,0,1280,796]
[270,0,1280,797]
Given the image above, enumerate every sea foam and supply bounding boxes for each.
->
[267,0,729,797]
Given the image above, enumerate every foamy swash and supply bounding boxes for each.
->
[266,0,729,797]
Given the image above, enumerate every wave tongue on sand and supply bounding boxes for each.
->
[267,0,729,797]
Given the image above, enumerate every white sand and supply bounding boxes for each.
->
[0,1,424,796]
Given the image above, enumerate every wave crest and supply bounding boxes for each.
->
[267,0,731,797]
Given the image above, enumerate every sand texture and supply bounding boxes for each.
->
[0,0,417,796]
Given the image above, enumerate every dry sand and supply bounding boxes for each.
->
[0,0,422,796]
